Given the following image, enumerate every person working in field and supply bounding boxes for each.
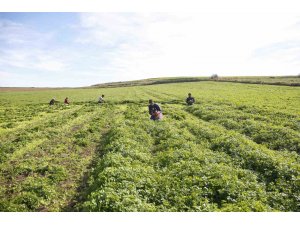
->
[49,98,58,106]
[64,97,69,105]
[148,99,163,120]
[186,93,195,105]
[98,94,105,104]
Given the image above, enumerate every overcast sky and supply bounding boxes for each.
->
[1,12,300,87]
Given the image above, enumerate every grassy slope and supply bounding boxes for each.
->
[0,76,299,92]
[89,76,300,88]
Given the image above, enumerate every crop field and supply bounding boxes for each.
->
[0,81,299,212]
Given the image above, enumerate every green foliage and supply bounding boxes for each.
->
[0,82,299,212]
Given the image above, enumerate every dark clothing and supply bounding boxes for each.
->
[186,97,195,105]
[49,99,55,105]
[148,103,161,115]
[148,103,163,120]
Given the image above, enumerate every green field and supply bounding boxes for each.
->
[0,81,299,211]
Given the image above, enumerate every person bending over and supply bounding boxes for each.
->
[49,98,59,106]
[98,94,105,104]
[64,97,69,105]
[148,99,163,120]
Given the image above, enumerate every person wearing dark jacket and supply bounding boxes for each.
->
[49,98,58,106]
[148,99,163,120]
[186,93,195,105]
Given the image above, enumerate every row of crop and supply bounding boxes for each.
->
[0,104,46,123]
[159,81,299,114]
[0,104,72,129]
[177,105,300,211]
[7,105,100,163]
[231,103,300,132]
[185,105,300,153]
[0,104,82,140]
[2,101,298,211]
[200,101,299,132]
[0,104,117,211]
[77,104,274,211]
[138,88,174,103]
[0,105,84,163]
[145,87,300,133]
[144,85,300,131]
[77,104,157,211]
[145,106,272,212]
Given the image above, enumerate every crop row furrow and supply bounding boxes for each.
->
[0,105,82,141]
[147,84,300,131]
[0,104,74,130]
[0,105,120,211]
[77,104,274,211]
[175,105,300,211]
[185,105,300,153]
[77,107,160,211]
[0,106,86,163]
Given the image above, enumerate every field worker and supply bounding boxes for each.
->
[98,94,105,104]
[186,93,195,105]
[49,98,56,106]
[148,99,163,120]
[64,97,69,105]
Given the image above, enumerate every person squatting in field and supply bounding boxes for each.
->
[148,99,163,120]
[186,93,195,105]
[49,98,59,106]
[98,94,105,104]
[64,97,69,105]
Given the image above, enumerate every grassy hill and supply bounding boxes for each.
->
[90,75,300,88]
[1,76,299,91]
[90,76,209,88]
[216,75,300,86]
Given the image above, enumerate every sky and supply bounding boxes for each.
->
[1,11,300,87]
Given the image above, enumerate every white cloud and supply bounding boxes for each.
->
[0,48,68,72]
[76,13,300,80]
[75,13,145,47]
[0,19,70,72]
[35,60,66,71]
[1,12,300,87]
